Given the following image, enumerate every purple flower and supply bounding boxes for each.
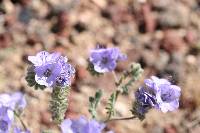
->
[133,87,156,119]
[144,76,181,113]
[60,119,73,133]
[0,106,13,133]
[0,92,26,111]
[60,116,106,133]
[0,94,15,110]
[28,51,60,67]
[11,92,27,111]
[28,51,75,87]
[13,127,30,133]
[0,92,27,133]
[0,97,15,133]
[89,48,126,73]
[34,62,61,87]
[135,87,156,108]
[55,56,75,87]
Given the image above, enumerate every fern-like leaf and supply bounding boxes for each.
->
[118,63,143,94]
[105,91,119,120]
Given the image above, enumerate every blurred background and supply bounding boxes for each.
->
[0,0,200,132]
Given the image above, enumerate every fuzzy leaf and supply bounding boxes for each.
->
[88,90,102,119]
[25,66,47,90]
[87,61,103,76]
[118,63,143,94]
[106,91,119,119]
[42,130,53,133]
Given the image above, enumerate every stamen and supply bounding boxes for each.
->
[101,57,108,64]
[43,69,52,77]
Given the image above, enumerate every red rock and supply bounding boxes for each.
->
[141,3,156,33]
[0,33,11,48]
[184,30,197,45]
[164,124,177,133]
[40,111,52,126]
[161,29,187,53]
[76,65,88,80]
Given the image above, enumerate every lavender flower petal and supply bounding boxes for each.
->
[144,76,181,113]
[11,92,26,111]
[0,106,13,133]
[28,51,75,88]
[89,47,126,73]
[61,116,107,133]
[60,119,73,133]
[28,51,49,66]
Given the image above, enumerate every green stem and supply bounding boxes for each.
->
[105,71,131,121]
[112,71,122,93]
[112,71,119,85]
[115,69,130,87]
[104,71,121,122]
[14,111,27,130]
[106,90,120,121]
[104,116,136,123]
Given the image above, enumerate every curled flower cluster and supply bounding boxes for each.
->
[89,47,127,73]
[60,116,112,133]
[28,51,75,88]
[133,76,181,119]
[27,51,76,124]
[0,92,28,133]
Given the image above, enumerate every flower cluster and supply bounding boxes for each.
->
[0,92,28,133]
[132,87,156,119]
[22,49,182,132]
[60,116,112,133]
[28,51,75,88]
[89,47,127,73]
[27,51,76,124]
[133,76,181,119]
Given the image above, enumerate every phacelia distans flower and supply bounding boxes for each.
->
[0,92,26,111]
[132,76,181,120]
[132,87,156,120]
[11,92,27,112]
[0,91,26,109]
[144,76,181,113]
[0,106,13,133]
[60,116,107,133]
[28,51,75,88]
[89,47,127,73]
[135,87,156,109]
[0,92,26,132]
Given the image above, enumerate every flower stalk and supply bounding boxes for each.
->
[14,111,27,131]
[104,116,136,123]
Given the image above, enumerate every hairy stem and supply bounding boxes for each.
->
[104,116,136,123]
[14,111,27,130]
[112,71,119,85]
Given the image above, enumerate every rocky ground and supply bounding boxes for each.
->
[0,0,200,132]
